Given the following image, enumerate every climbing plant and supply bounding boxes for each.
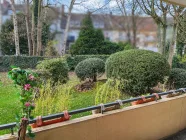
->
[8,67,40,140]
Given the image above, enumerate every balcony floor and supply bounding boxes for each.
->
[163,129,186,140]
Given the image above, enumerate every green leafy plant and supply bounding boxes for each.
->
[66,55,109,70]
[75,58,105,82]
[167,68,186,89]
[45,40,59,56]
[117,42,133,50]
[34,81,71,116]
[98,41,124,54]
[106,50,170,96]
[95,79,121,105]
[8,67,40,139]
[36,58,69,85]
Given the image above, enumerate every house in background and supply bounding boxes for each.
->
[59,7,158,54]
[0,2,159,55]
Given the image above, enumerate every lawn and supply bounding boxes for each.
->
[0,72,104,135]
[0,72,130,135]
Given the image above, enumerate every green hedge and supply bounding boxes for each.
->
[0,55,110,72]
[167,68,186,89]
[66,55,109,70]
[0,56,48,72]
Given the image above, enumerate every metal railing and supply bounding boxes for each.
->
[0,88,186,136]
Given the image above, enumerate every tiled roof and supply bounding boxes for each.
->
[61,13,158,32]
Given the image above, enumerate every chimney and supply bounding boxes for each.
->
[62,4,65,16]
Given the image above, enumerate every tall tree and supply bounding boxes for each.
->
[24,0,32,56]
[10,0,20,56]
[137,0,169,56]
[116,0,132,44]
[116,0,141,48]
[61,0,76,55]
[168,5,184,67]
[70,13,105,54]
[31,0,39,55]
[176,12,186,56]
[36,0,43,56]
[0,14,52,55]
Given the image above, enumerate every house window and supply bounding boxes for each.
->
[70,21,80,27]
[67,36,75,42]
[93,22,104,28]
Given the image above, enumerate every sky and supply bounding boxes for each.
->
[11,0,119,14]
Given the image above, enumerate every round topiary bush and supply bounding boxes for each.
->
[75,58,105,81]
[167,68,186,89]
[106,49,170,96]
[36,58,69,85]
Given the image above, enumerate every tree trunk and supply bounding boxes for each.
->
[10,0,20,56]
[17,119,28,140]
[31,7,36,55]
[157,23,162,53]
[162,25,167,55]
[36,0,42,56]
[25,0,32,56]
[159,24,167,56]
[132,14,137,48]
[31,0,38,56]
[162,13,167,56]
[31,22,36,55]
[62,0,75,55]
[168,24,177,68]
[93,74,97,82]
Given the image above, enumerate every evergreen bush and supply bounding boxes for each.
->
[167,68,186,89]
[75,58,105,81]
[36,58,69,84]
[106,50,170,96]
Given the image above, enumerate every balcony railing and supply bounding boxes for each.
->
[0,88,186,136]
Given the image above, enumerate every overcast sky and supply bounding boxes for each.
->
[11,0,119,14]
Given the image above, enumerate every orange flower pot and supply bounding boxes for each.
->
[30,117,70,128]
[131,97,155,105]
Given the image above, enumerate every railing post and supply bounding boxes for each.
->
[11,127,14,135]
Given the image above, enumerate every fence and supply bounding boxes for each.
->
[0,88,186,136]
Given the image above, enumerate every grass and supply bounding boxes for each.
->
[0,72,104,135]
[69,82,104,119]
[0,72,130,135]
[0,73,21,135]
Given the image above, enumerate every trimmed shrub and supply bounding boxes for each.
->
[36,58,69,84]
[0,56,47,71]
[66,55,109,70]
[167,68,186,89]
[98,41,124,54]
[106,50,170,96]
[0,55,109,72]
[75,58,105,81]
[118,42,133,50]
